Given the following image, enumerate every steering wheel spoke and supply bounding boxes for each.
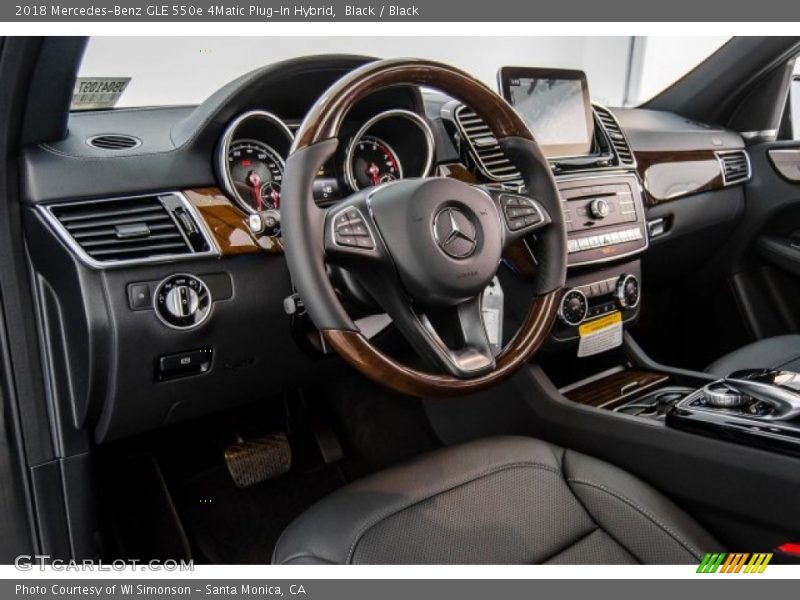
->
[486,189,552,249]
[364,286,496,378]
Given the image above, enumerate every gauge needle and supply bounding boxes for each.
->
[247,171,264,210]
[270,188,280,210]
[367,162,381,186]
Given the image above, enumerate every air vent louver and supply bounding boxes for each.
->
[717,150,751,185]
[454,106,521,181]
[87,134,141,151]
[49,195,194,264]
[593,106,635,166]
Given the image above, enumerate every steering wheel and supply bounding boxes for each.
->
[282,59,566,397]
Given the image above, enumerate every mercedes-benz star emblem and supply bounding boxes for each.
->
[433,207,478,259]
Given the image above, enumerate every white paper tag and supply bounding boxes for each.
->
[577,312,623,358]
[482,277,504,356]
[482,308,500,346]
[71,77,131,110]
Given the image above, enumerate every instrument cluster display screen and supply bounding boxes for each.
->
[499,67,594,158]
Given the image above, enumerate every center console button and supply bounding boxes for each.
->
[589,198,611,219]
[558,288,588,326]
[616,274,641,309]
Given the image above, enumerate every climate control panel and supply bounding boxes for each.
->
[552,261,642,339]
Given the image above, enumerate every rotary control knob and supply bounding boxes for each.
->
[165,285,199,318]
[559,288,588,326]
[154,274,212,329]
[589,198,610,219]
[616,274,641,309]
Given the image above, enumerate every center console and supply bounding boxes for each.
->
[554,340,800,459]
[667,369,800,455]
[549,173,647,350]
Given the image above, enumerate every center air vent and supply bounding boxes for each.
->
[716,150,751,185]
[593,106,635,166]
[454,105,521,181]
[87,134,141,151]
[44,193,215,267]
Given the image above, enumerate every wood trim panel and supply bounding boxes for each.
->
[564,368,670,409]
[636,150,724,207]
[183,188,283,256]
[439,162,480,184]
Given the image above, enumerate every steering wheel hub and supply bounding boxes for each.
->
[368,177,503,306]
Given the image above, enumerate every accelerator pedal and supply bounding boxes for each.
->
[224,431,291,489]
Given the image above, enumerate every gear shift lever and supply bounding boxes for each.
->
[721,369,800,421]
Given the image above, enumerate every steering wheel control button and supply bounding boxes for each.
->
[500,194,543,232]
[616,274,641,309]
[433,207,478,259]
[154,273,212,330]
[559,288,589,326]
[333,209,374,249]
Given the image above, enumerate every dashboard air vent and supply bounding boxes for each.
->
[717,150,751,185]
[593,106,635,166]
[46,194,213,266]
[87,134,141,151]
[454,105,521,181]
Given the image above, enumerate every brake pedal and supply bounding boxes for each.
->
[224,432,291,489]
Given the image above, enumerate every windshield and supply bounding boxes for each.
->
[78,36,731,109]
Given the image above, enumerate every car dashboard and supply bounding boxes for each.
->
[18,55,751,443]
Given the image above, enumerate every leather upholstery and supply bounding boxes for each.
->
[272,436,721,564]
[707,335,800,377]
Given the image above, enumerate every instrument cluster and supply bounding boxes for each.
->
[216,108,436,220]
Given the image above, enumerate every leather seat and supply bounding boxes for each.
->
[272,436,721,564]
[706,335,800,377]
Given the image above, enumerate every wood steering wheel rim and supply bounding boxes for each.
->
[284,58,566,397]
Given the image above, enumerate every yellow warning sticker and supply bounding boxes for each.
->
[578,311,622,336]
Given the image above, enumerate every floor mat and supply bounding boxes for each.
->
[175,464,344,564]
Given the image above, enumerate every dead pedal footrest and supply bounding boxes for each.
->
[224,432,291,488]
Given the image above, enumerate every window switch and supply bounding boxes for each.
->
[128,283,151,310]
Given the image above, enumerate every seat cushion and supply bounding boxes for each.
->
[272,436,722,564]
[706,335,800,377]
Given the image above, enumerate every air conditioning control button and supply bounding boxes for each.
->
[559,288,588,327]
[616,274,641,309]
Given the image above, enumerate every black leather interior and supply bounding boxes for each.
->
[272,436,722,564]
[707,335,800,376]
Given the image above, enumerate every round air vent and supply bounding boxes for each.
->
[86,134,142,151]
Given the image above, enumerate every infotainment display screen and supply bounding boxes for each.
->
[498,67,594,158]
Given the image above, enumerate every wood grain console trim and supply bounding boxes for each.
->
[563,368,670,409]
[636,150,724,206]
[183,188,283,256]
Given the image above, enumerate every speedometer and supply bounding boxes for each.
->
[227,140,284,212]
[346,135,403,191]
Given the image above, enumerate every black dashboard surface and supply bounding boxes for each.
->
[19,54,749,443]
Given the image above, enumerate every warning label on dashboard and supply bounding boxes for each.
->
[577,311,623,358]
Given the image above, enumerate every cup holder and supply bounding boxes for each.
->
[614,387,695,419]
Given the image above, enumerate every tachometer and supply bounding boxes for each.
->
[227,140,284,212]
[346,135,403,191]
